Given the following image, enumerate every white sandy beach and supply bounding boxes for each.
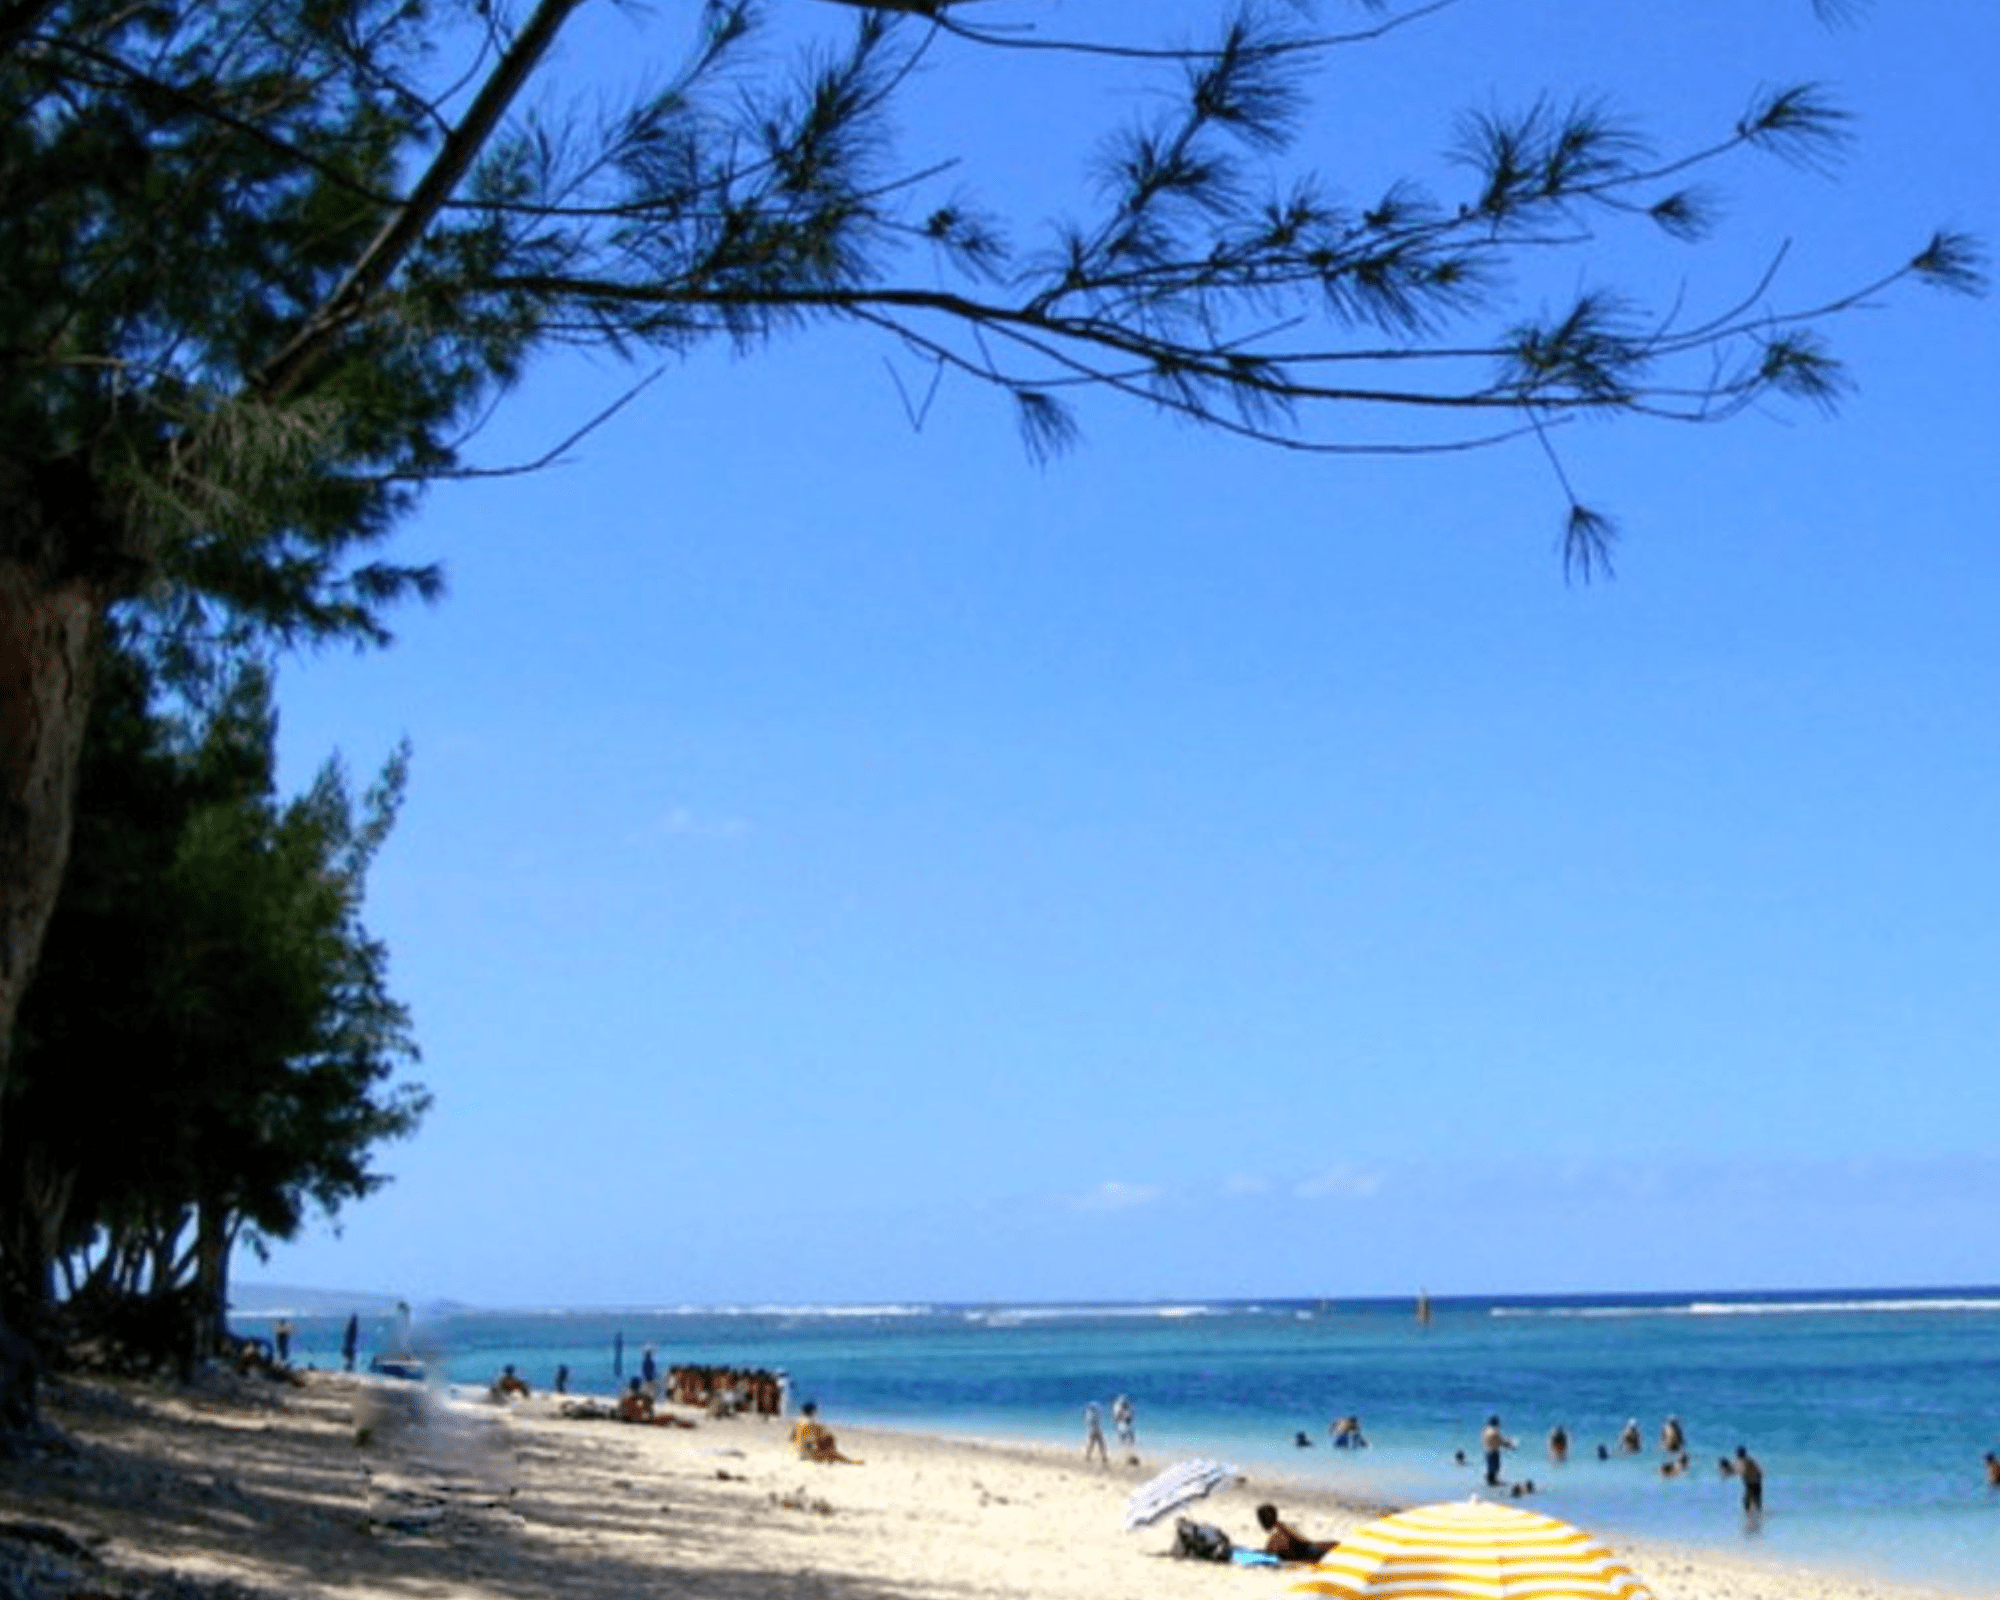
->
[0,1370,1973,1600]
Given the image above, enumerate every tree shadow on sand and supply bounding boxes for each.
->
[0,1374,1004,1600]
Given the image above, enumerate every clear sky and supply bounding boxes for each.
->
[232,0,1999,1310]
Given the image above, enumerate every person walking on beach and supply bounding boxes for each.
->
[1482,1415,1515,1487]
[1735,1445,1763,1516]
[1083,1401,1109,1465]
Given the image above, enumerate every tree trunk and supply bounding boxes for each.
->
[0,551,103,1432]
[0,557,100,1080]
[6,1151,72,1306]
[192,1202,232,1367]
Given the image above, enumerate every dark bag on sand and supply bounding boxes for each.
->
[1173,1518,1233,1562]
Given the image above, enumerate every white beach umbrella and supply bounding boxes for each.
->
[1122,1458,1241,1531]
[1290,1499,1657,1600]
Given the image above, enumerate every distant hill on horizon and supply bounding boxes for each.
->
[227,1282,468,1317]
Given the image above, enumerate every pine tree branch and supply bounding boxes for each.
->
[253,0,588,403]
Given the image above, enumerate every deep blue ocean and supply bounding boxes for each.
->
[236,1288,2000,1594]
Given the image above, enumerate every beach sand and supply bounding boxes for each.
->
[0,1369,1971,1600]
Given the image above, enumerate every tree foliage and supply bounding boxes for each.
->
[4,639,426,1365]
[3,2,1980,612]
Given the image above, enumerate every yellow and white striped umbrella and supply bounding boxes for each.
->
[1291,1499,1656,1600]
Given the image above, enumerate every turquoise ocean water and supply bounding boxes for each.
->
[239,1289,2000,1594]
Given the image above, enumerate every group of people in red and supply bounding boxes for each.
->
[491,1350,787,1432]
[668,1363,787,1416]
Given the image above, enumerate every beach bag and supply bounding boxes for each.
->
[1173,1518,1233,1562]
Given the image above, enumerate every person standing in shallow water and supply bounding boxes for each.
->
[341,1314,358,1372]
[1113,1394,1137,1459]
[1481,1415,1515,1487]
[1735,1445,1763,1517]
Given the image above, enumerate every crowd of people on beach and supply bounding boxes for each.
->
[1086,1390,1788,1530]
[472,1341,792,1434]
[668,1363,788,1416]
[285,1316,2000,1529]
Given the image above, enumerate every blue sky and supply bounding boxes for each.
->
[233,0,1999,1309]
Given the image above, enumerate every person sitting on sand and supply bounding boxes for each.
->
[618,1378,657,1422]
[790,1401,860,1463]
[609,1378,696,1427]
[1256,1504,1336,1563]
[491,1364,531,1399]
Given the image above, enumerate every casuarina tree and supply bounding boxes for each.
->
[5,638,426,1377]
[0,0,1980,1420]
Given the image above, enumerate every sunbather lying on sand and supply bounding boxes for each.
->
[1257,1504,1336,1563]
